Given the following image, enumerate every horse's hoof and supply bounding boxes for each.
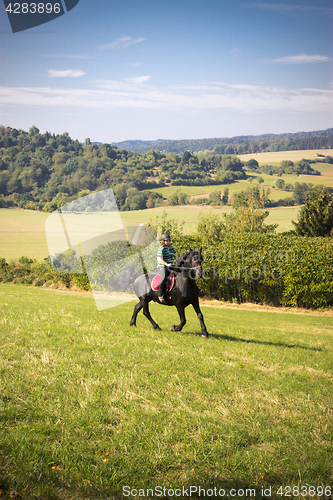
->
[129,323,136,327]
[154,325,162,330]
[202,334,209,338]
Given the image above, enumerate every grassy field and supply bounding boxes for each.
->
[0,283,332,499]
[0,204,298,262]
[237,149,333,165]
[0,209,50,262]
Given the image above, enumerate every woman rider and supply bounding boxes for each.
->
[157,233,179,303]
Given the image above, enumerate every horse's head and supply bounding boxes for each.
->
[180,248,203,279]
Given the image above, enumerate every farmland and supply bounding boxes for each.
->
[238,149,333,165]
[0,204,301,261]
[1,148,333,261]
[0,283,332,499]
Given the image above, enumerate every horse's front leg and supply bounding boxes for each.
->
[171,305,186,332]
[192,298,209,338]
[143,300,161,330]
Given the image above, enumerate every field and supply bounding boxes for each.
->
[237,149,333,165]
[0,283,332,499]
[1,150,333,261]
[0,204,298,262]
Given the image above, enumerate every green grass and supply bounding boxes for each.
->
[264,206,302,233]
[1,284,332,499]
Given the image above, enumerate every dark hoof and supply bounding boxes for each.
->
[154,325,162,330]
[130,322,136,327]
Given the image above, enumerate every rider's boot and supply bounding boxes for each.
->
[157,281,166,303]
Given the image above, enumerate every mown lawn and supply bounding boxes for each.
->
[0,284,332,499]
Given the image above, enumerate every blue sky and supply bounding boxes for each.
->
[0,0,332,142]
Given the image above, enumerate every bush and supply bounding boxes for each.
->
[190,234,333,308]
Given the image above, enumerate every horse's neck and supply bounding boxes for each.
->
[181,260,191,271]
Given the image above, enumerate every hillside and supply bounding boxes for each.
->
[0,126,247,212]
[0,125,332,214]
[112,128,333,154]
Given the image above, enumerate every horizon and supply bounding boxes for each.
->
[1,0,332,143]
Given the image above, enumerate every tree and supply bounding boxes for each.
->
[208,190,222,205]
[225,206,277,234]
[222,187,229,205]
[229,185,277,234]
[195,211,226,244]
[246,159,259,171]
[293,182,312,204]
[276,179,285,189]
[167,192,179,206]
[181,151,192,164]
[292,191,333,236]
[149,210,185,239]
[146,197,155,209]
[232,185,269,210]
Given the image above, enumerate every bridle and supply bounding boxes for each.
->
[171,250,202,271]
[171,264,201,271]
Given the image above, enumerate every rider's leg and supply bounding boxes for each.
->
[158,267,169,302]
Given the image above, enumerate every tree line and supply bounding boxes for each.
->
[112,128,333,154]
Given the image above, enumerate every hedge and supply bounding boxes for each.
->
[173,234,333,308]
[1,234,332,309]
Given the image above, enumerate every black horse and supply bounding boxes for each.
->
[130,248,208,338]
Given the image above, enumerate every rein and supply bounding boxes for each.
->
[170,264,201,271]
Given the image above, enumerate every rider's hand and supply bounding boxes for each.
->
[167,263,172,267]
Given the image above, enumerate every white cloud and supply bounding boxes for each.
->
[0,81,332,115]
[48,69,86,78]
[124,76,151,84]
[267,54,330,64]
[98,37,145,50]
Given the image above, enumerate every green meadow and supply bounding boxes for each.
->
[0,283,332,499]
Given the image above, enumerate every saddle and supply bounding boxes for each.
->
[151,273,175,292]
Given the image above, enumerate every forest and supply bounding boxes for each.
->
[0,125,331,212]
[113,128,333,154]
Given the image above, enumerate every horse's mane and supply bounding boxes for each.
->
[178,250,193,267]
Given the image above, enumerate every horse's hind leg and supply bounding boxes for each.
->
[143,300,161,330]
[130,300,143,326]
